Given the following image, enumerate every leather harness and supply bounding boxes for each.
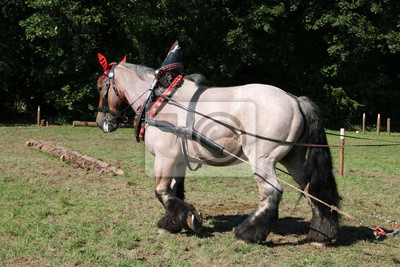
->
[97,64,129,120]
[134,77,223,171]
[98,59,222,171]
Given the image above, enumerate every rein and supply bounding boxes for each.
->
[161,95,400,148]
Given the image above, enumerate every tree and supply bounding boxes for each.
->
[1,0,399,129]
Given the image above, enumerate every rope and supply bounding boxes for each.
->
[326,132,400,144]
[109,89,150,124]
[155,95,399,239]
[222,149,356,219]
[222,149,394,239]
[341,199,400,230]
[138,92,399,239]
[163,96,400,148]
[275,167,399,233]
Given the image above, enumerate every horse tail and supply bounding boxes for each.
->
[297,96,340,240]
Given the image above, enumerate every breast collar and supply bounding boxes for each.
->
[134,74,184,142]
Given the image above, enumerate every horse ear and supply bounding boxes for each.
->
[98,53,108,71]
[120,55,127,63]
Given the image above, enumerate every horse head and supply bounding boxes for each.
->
[96,53,128,133]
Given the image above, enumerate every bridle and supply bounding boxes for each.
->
[97,62,152,127]
[97,63,130,123]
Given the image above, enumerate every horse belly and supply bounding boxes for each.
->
[185,101,249,166]
[185,128,244,166]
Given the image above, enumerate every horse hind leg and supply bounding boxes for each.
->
[281,145,340,244]
[234,159,283,243]
[304,148,340,244]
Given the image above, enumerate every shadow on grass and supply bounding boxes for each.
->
[183,214,382,247]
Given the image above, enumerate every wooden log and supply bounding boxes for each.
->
[73,121,97,127]
[26,139,124,175]
[387,118,391,136]
[73,121,133,128]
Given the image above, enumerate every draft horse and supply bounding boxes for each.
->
[95,55,340,244]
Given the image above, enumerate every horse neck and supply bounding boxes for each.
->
[115,65,154,111]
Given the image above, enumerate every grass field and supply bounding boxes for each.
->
[0,125,399,266]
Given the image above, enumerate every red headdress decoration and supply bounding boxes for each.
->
[97,53,127,74]
[98,53,110,73]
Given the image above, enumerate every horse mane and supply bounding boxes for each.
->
[185,73,207,87]
[120,62,207,86]
[119,62,155,81]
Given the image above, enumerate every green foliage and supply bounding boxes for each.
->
[0,0,399,129]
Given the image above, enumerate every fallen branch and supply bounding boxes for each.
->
[26,139,124,175]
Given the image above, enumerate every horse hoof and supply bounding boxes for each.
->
[187,211,203,233]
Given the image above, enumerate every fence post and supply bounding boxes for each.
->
[339,128,345,178]
[362,113,366,133]
[37,106,40,127]
[376,114,380,135]
[387,118,391,136]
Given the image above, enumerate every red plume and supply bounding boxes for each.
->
[98,53,108,72]
[121,55,127,63]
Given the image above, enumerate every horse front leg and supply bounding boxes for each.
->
[157,163,187,233]
[155,159,202,233]
[235,162,283,243]
[171,163,186,200]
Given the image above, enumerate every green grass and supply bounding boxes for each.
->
[0,125,399,266]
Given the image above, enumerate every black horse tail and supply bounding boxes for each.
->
[298,96,340,241]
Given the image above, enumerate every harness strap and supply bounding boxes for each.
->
[181,85,208,171]
[134,75,184,142]
[186,86,208,129]
[181,138,202,171]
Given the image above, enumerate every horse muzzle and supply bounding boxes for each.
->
[96,113,119,133]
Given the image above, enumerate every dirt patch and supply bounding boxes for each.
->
[347,169,396,180]
[347,169,376,179]
[2,257,44,266]
[197,201,256,216]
